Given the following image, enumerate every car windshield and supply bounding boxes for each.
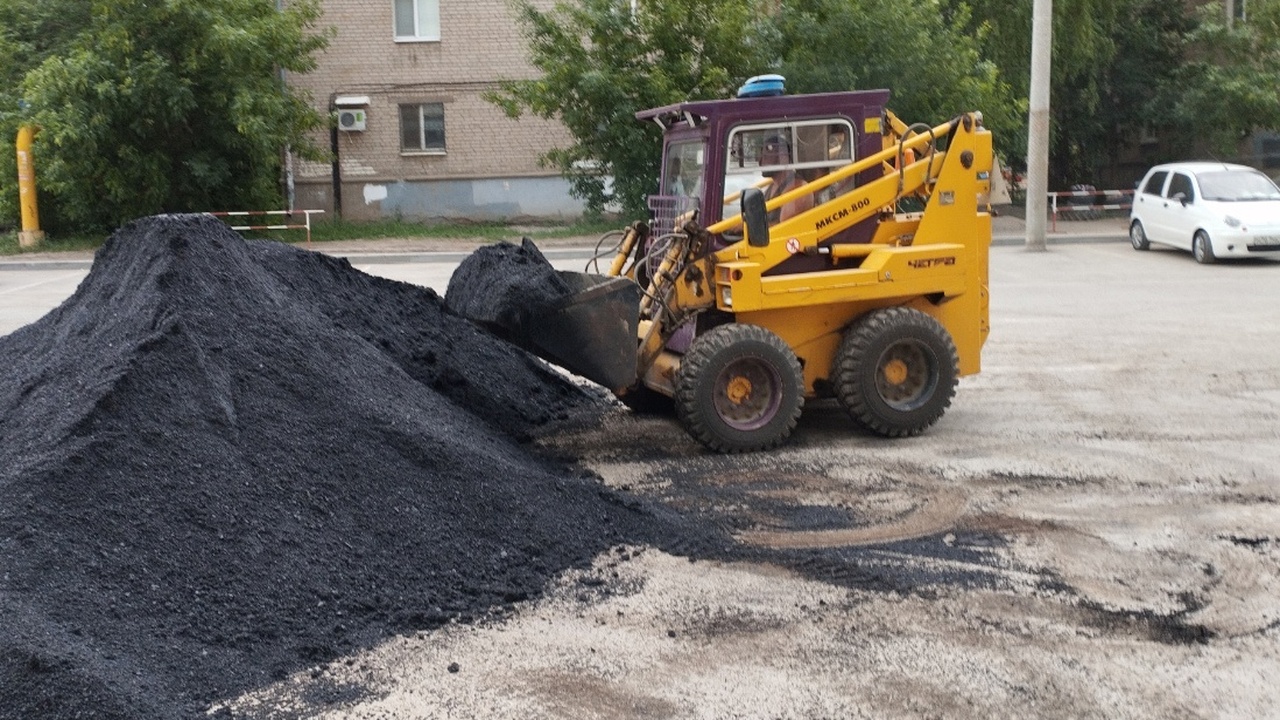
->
[1195,170,1280,201]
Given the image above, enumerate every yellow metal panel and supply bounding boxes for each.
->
[641,350,680,396]
[667,114,993,395]
[733,306,867,395]
[718,244,966,313]
[870,216,921,245]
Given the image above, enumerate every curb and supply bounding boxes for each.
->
[0,259,95,271]
[992,233,1125,248]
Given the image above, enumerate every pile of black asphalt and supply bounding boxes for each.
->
[0,214,724,719]
[443,237,572,337]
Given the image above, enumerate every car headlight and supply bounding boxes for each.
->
[1224,215,1242,228]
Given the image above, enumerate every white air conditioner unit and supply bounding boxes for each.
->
[338,109,366,132]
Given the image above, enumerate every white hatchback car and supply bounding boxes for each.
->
[1129,162,1280,263]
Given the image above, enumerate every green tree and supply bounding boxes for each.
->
[0,0,330,234]
[947,0,1120,187]
[952,1,1280,189]
[0,0,90,230]
[1173,0,1280,157]
[495,0,1020,217]
[1093,0,1193,183]
[491,0,773,217]
[769,0,1021,169]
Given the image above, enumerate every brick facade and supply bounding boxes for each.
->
[286,0,583,221]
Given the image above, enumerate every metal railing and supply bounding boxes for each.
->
[1048,188,1133,231]
[206,209,324,244]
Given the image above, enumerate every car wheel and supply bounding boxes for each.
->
[1193,231,1217,264]
[674,323,804,453]
[1129,220,1150,251]
[833,307,958,438]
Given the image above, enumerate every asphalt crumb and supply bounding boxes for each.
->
[0,214,725,719]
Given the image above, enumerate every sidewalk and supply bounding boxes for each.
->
[990,211,1128,246]
[0,214,1128,269]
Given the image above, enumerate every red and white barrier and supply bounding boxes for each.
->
[1047,189,1132,231]
[206,209,324,245]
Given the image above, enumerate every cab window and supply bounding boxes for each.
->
[662,141,706,198]
[723,119,854,217]
[650,140,707,232]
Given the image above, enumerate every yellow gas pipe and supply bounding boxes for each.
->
[16,125,45,248]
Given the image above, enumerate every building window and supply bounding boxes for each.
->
[1261,136,1280,169]
[400,103,445,153]
[1228,0,1247,24]
[394,0,440,41]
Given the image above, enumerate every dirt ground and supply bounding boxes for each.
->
[206,242,1280,719]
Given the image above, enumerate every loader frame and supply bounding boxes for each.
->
[604,92,993,452]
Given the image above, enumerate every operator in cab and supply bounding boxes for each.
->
[760,133,814,223]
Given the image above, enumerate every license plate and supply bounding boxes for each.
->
[1252,235,1280,247]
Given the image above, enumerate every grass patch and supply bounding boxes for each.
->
[0,230,105,256]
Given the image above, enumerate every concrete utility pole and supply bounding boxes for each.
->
[1025,0,1053,251]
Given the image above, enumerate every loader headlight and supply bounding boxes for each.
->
[720,285,733,308]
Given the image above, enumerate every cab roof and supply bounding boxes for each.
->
[636,89,891,131]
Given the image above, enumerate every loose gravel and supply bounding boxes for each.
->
[0,214,722,719]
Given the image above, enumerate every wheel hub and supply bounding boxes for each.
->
[714,358,781,431]
[726,376,754,404]
[876,341,934,410]
[882,358,909,386]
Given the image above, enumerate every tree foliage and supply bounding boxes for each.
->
[953,0,1280,188]
[769,0,1021,166]
[491,0,772,217]
[944,0,1121,186]
[1174,0,1280,154]
[1093,1,1194,176]
[0,0,330,233]
[495,0,1022,216]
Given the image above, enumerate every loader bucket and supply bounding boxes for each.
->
[445,239,641,391]
[525,271,641,391]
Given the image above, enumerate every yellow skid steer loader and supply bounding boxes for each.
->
[449,79,993,453]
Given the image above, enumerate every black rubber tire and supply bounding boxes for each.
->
[673,324,804,453]
[833,307,958,437]
[1193,230,1216,264]
[1129,220,1150,251]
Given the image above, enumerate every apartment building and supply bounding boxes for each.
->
[286,0,584,222]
